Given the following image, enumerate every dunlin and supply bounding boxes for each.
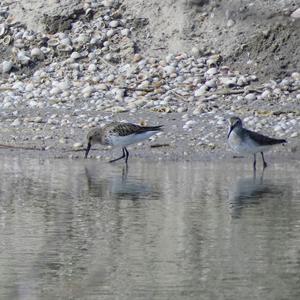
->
[227,116,287,169]
[85,122,163,164]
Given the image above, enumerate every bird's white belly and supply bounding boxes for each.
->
[228,132,272,154]
[110,131,157,146]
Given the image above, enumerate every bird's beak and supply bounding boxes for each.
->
[227,125,233,138]
[85,142,91,159]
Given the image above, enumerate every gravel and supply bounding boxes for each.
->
[0,0,299,161]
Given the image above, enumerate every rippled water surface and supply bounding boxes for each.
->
[0,157,300,300]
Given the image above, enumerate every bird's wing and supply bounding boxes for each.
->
[111,123,143,136]
[246,129,286,145]
[111,123,162,136]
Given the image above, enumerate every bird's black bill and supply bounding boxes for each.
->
[227,126,234,138]
[85,143,91,159]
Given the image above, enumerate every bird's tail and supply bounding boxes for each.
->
[142,125,163,132]
[280,139,287,145]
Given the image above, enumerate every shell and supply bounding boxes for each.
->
[17,51,30,65]
[31,47,44,59]
[57,44,73,53]
[0,24,7,38]
[2,61,13,73]
[14,39,25,49]
[0,35,12,46]
[48,37,60,47]
[73,34,89,49]
[60,37,72,45]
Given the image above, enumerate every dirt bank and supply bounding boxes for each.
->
[123,0,300,80]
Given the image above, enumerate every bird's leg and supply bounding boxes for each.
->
[253,153,256,171]
[124,147,129,164]
[261,152,267,169]
[109,147,126,163]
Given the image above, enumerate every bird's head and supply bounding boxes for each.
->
[228,116,243,138]
[85,128,102,159]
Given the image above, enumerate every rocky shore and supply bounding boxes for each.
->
[0,0,299,161]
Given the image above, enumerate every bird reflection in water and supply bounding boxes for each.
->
[229,169,290,218]
[84,165,160,201]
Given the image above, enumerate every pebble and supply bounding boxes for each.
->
[194,85,207,96]
[206,68,218,76]
[2,61,13,73]
[261,90,271,99]
[11,119,21,126]
[164,66,176,75]
[31,48,44,60]
[205,79,217,88]
[290,132,298,138]
[227,19,235,27]
[291,8,300,19]
[219,77,236,87]
[109,20,119,28]
[73,142,83,150]
[245,93,257,101]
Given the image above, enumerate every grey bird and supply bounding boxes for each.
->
[227,116,287,169]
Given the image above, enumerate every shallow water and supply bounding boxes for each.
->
[0,157,300,300]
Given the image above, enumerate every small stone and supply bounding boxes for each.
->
[82,86,94,97]
[110,106,128,113]
[184,120,197,129]
[73,142,83,150]
[164,65,176,75]
[206,67,218,76]
[194,85,207,96]
[205,79,217,88]
[30,48,44,60]
[50,87,61,95]
[274,125,282,132]
[103,0,115,7]
[291,8,300,19]
[88,64,97,72]
[290,132,298,138]
[106,29,115,37]
[33,117,43,123]
[11,119,21,126]
[219,77,237,87]
[245,93,257,101]
[177,107,188,113]
[191,47,200,57]
[2,61,13,73]
[261,90,271,99]
[70,52,81,60]
[227,19,235,27]
[133,54,142,62]
[109,20,119,28]
[291,72,300,81]
[121,28,130,36]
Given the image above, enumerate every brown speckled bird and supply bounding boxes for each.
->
[85,122,163,164]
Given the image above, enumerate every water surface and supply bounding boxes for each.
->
[0,157,300,299]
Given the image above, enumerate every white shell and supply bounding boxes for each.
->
[31,47,44,59]
[73,34,89,49]
[48,37,60,47]
[0,35,12,45]
[70,51,81,60]
[0,24,7,38]
[57,44,73,53]
[2,61,13,73]
[17,51,30,65]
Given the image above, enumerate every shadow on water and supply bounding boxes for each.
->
[84,164,161,201]
[228,168,292,219]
